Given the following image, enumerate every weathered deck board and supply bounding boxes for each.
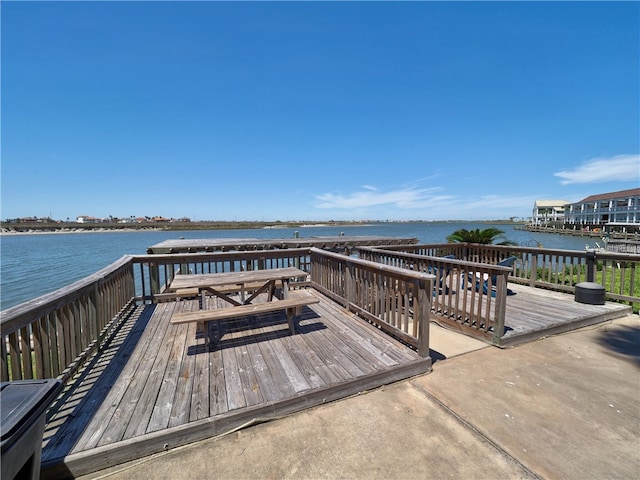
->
[42,306,156,460]
[501,284,632,345]
[41,288,429,479]
[169,320,197,427]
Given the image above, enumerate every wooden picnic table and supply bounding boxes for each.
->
[169,267,318,348]
[168,266,307,305]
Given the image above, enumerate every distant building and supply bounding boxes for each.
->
[76,215,102,224]
[5,217,51,224]
[532,200,570,227]
[565,188,640,232]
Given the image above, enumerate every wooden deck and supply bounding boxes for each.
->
[431,278,632,347]
[500,283,632,346]
[40,288,430,479]
[36,282,631,478]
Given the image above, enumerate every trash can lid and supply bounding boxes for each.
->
[1,379,63,451]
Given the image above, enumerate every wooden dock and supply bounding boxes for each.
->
[37,283,631,478]
[40,288,430,479]
[146,235,418,254]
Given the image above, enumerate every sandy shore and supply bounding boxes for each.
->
[0,227,163,236]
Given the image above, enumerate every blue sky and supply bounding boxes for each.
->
[2,1,639,222]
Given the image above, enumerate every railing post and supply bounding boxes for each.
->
[492,272,508,346]
[416,278,431,357]
[586,249,596,282]
[150,262,160,294]
[309,251,316,284]
[92,283,102,351]
[345,263,355,311]
[530,254,538,287]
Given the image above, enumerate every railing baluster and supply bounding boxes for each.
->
[1,335,9,381]
[33,316,46,379]
[20,325,33,379]
[8,331,20,380]
[48,312,60,378]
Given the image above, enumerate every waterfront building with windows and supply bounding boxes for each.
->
[565,188,640,232]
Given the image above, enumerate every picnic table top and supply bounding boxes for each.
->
[168,267,308,291]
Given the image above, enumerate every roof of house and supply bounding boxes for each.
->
[577,188,640,204]
[534,200,570,208]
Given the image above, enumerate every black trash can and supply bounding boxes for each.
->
[1,379,63,480]
[575,282,606,305]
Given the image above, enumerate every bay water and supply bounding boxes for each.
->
[0,222,595,310]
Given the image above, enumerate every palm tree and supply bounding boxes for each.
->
[446,227,517,245]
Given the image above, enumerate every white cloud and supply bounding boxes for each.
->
[554,154,640,185]
[313,185,547,221]
[315,187,454,210]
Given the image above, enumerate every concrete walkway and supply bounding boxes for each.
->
[81,315,639,480]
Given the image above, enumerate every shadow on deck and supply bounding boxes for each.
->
[40,289,431,479]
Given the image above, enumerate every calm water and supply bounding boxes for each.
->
[0,222,594,310]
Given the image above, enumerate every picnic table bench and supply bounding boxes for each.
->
[171,296,319,345]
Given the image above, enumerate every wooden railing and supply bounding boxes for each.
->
[1,250,313,382]
[358,247,512,344]
[129,248,314,300]
[368,243,640,311]
[1,256,136,382]
[1,247,433,382]
[309,248,432,356]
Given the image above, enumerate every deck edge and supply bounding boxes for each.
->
[41,357,431,479]
[498,304,633,347]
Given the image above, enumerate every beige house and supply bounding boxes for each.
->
[532,200,569,226]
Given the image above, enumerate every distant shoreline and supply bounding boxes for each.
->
[0,219,523,236]
[0,221,362,236]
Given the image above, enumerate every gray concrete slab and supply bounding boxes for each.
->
[79,315,640,480]
[416,314,640,480]
[81,380,535,480]
[429,321,489,360]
